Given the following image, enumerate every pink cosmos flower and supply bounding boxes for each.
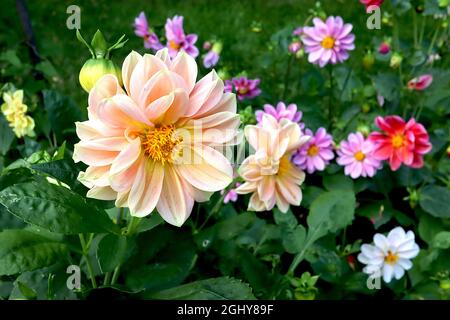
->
[74,49,240,227]
[165,15,199,58]
[407,74,433,91]
[255,102,304,130]
[369,116,432,171]
[133,12,163,51]
[292,128,334,174]
[337,132,381,179]
[236,114,310,212]
[378,42,391,55]
[302,16,355,67]
[224,77,261,101]
[221,182,241,203]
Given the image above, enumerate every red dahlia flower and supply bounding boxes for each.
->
[369,116,432,171]
[360,0,384,9]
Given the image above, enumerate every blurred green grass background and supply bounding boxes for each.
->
[1,0,372,105]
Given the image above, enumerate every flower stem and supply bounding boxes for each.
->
[78,234,97,289]
[327,65,334,130]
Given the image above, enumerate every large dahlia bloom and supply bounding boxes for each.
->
[369,116,432,171]
[302,16,355,67]
[236,114,310,212]
[74,49,240,226]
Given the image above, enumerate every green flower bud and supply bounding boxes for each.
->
[76,30,127,92]
[357,124,370,136]
[363,52,375,70]
[440,279,450,290]
[362,103,371,114]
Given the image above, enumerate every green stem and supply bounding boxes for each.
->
[198,193,225,231]
[79,234,97,289]
[103,272,111,286]
[413,10,418,49]
[283,55,294,100]
[427,25,440,55]
[111,266,121,285]
[287,236,315,276]
[327,65,334,130]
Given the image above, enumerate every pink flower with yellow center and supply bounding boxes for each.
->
[337,132,381,179]
[302,16,355,68]
[73,49,240,226]
[236,114,310,212]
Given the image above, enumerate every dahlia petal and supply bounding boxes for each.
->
[122,51,142,96]
[86,186,117,201]
[169,51,198,93]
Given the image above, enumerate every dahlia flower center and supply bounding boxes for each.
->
[140,125,183,164]
[238,87,249,95]
[392,134,405,149]
[307,144,319,156]
[169,40,181,50]
[354,151,365,161]
[384,250,399,265]
[321,36,335,49]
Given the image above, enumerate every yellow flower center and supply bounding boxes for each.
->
[307,145,319,156]
[384,250,399,265]
[392,134,405,149]
[354,151,365,161]
[321,36,335,49]
[141,125,183,164]
[169,40,181,50]
[238,87,249,95]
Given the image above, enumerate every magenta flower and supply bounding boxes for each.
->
[302,16,355,67]
[165,15,199,58]
[337,132,381,179]
[292,128,334,174]
[225,77,261,101]
[221,183,241,204]
[133,12,163,51]
[255,102,304,130]
[378,42,390,55]
[407,74,433,91]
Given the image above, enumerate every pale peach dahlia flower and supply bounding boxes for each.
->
[236,115,310,212]
[74,49,240,226]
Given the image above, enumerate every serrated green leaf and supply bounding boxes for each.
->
[0,180,119,234]
[420,185,450,218]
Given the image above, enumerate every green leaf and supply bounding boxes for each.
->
[134,214,164,234]
[96,234,128,273]
[307,190,356,240]
[0,180,119,234]
[418,214,445,244]
[323,174,354,192]
[148,277,256,300]
[282,225,307,254]
[0,229,68,275]
[42,90,82,139]
[0,114,15,155]
[420,185,450,218]
[91,30,108,58]
[273,208,297,230]
[16,281,37,300]
[432,231,450,249]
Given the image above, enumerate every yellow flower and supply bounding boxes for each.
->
[1,89,35,138]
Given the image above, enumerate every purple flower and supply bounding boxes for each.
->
[292,128,334,174]
[293,27,303,36]
[337,132,381,179]
[134,12,163,51]
[203,51,220,68]
[302,16,355,67]
[255,102,304,129]
[165,15,199,58]
[225,77,261,101]
[221,183,241,203]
